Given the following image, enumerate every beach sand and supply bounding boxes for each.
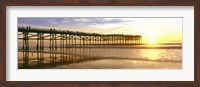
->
[54,59,182,69]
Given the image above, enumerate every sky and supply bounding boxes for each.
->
[18,17,182,43]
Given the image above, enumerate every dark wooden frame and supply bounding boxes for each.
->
[0,0,199,87]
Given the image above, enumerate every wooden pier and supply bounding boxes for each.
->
[18,26,142,49]
[18,26,142,68]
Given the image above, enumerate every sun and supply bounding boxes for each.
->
[148,38,157,44]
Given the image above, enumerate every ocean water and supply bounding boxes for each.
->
[18,45,182,69]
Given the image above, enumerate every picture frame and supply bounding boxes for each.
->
[0,0,199,87]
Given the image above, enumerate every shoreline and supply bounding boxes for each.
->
[18,46,182,50]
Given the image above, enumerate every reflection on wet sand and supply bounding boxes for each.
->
[18,47,182,69]
[18,48,99,69]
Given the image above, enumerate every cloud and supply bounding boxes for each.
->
[71,18,131,25]
[18,18,133,27]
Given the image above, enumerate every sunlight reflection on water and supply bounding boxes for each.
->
[142,49,160,60]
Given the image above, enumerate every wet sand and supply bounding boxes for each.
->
[54,59,182,69]
[18,47,182,69]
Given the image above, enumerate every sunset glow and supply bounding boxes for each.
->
[148,38,157,44]
[18,18,182,43]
